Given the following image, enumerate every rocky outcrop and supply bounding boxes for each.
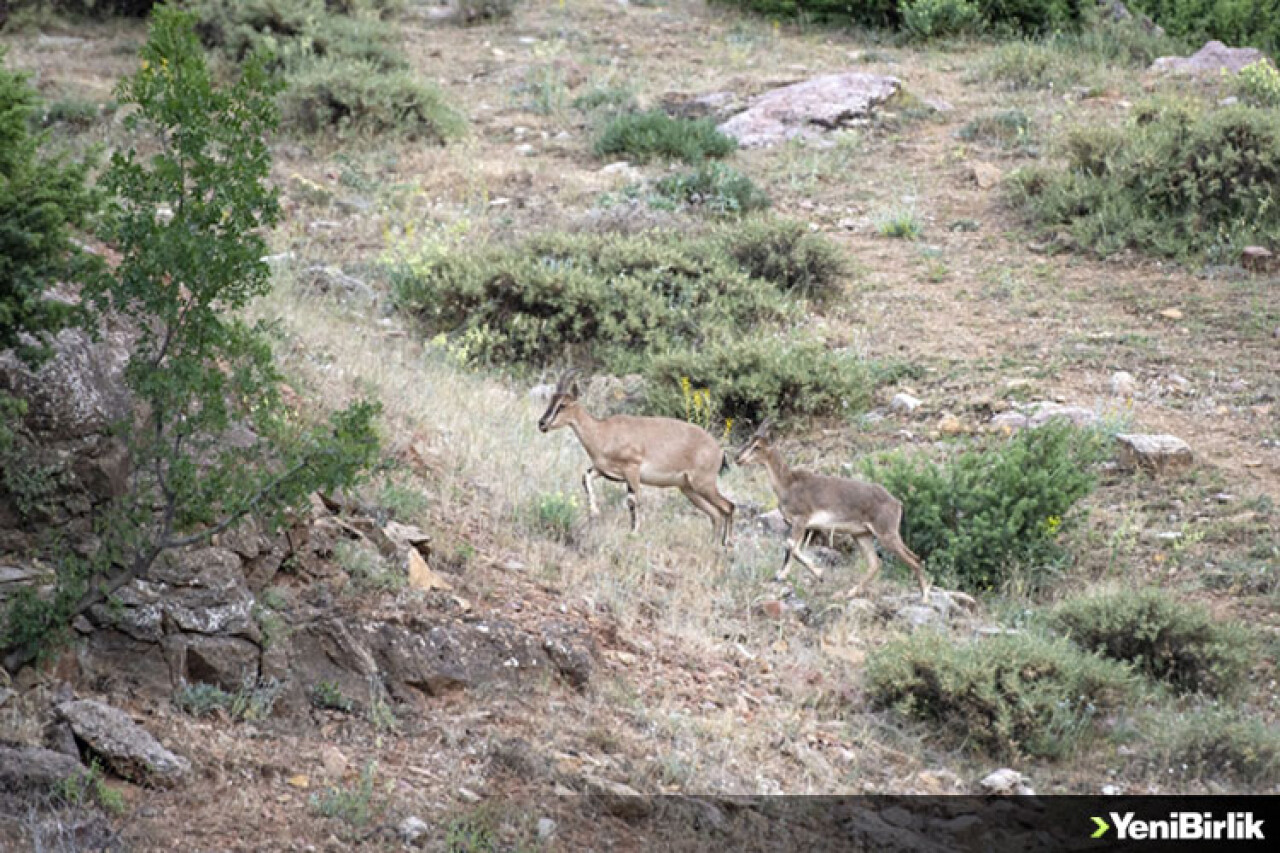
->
[718,73,900,148]
[1115,433,1193,474]
[0,743,87,790]
[57,698,190,787]
[1150,41,1270,76]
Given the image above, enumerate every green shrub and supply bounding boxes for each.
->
[901,0,983,39]
[646,335,869,425]
[311,761,379,826]
[310,679,355,711]
[971,0,1082,35]
[174,679,282,720]
[572,85,637,117]
[391,229,791,368]
[1010,100,1280,261]
[0,52,101,364]
[594,111,736,164]
[1146,707,1280,784]
[1052,588,1254,695]
[526,491,579,543]
[653,163,771,216]
[717,217,845,300]
[863,423,1105,592]
[874,207,924,239]
[957,108,1033,148]
[1125,0,1280,54]
[281,58,465,140]
[457,0,520,23]
[709,0,901,26]
[1236,58,1280,107]
[866,630,1138,759]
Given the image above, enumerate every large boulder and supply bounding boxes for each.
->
[718,73,900,148]
[57,698,190,787]
[0,744,86,790]
[1150,41,1269,76]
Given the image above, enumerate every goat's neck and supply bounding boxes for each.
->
[760,444,796,499]
[564,404,604,449]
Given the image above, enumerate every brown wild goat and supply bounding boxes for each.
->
[537,370,735,545]
[736,419,930,598]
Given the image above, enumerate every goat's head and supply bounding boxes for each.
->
[538,369,582,433]
[734,417,773,466]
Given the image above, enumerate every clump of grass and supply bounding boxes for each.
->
[311,761,379,827]
[978,40,1089,90]
[874,207,924,240]
[174,679,282,721]
[334,539,404,592]
[1010,99,1280,261]
[525,491,579,543]
[310,679,355,712]
[594,111,736,164]
[1143,706,1280,784]
[866,629,1138,759]
[572,84,637,117]
[55,758,124,817]
[1052,587,1255,696]
[957,109,1034,149]
[653,163,771,216]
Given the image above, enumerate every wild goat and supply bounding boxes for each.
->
[537,370,735,545]
[735,419,930,599]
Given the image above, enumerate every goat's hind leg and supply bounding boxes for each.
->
[581,467,602,517]
[842,534,882,599]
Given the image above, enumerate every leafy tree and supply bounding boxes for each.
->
[3,7,380,670]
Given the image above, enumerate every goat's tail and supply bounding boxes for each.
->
[720,452,731,475]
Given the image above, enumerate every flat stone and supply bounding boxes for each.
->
[1150,41,1269,76]
[1115,433,1193,474]
[58,699,190,787]
[718,72,900,148]
[970,162,1002,189]
[0,744,86,790]
[1028,403,1098,428]
[890,392,922,414]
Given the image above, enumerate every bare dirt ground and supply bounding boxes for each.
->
[2,2,1277,851]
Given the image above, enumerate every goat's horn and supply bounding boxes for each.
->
[755,417,774,437]
[556,368,582,394]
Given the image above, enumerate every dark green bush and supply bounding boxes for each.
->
[1126,0,1280,54]
[646,335,869,425]
[391,230,791,367]
[866,630,1137,759]
[862,423,1106,592]
[1010,100,1280,261]
[1052,588,1254,695]
[653,163,771,217]
[901,0,983,39]
[457,0,520,23]
[712,0,1082,33]
[717,217,845,301]
[281,58,464,140]
[594,111,736,164]
[391,225,865,422]
[0,52,101,363]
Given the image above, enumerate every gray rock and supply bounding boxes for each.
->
[1150,40,1268,76]
[537,817,557,840]
[580,774,652,819]
[541,623,595,689]
[989,411,1028,432]
[718,73,900,148]
[302,265,376,304]
[1115,433,1193,474]
[0,744,86,790]
[979,768,1026,795]
[399,816,429,845]
[58,699,190,787]
[898,605,942,629]
[1109,371,1137,397]
[757,509,790,536]
[890,392,922,415]
[1028,403,1098,428]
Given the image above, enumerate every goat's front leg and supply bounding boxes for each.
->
[842,534,882,599]
[623,470,642,533]
[784,526,823,581]
[581,467,601,517]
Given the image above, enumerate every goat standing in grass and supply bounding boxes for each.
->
[537,370,735,545]
[736,419,930,599]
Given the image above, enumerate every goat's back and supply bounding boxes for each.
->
[600,414,723,471]
[786,470,901,524]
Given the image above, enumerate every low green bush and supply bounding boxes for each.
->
[712,0,1082,34]
[653,163,772,217]
[1145,706,1280,784]
[594,111,736,164]
[863,423,1106,592]
[391,224,862,422]
[1125,0,1280,54]
[1236,58,1280,107]
[281,58,465,140]
[457,0,520,23]
[708,0,901,27]
[957,108,1033,148]
[901,0,983,39]
[866,630,1138,759]
[647,334,869,425]
[1010,100,1280,261]
[1052,588,1254,695]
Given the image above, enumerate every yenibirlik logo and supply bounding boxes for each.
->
[1091,812,1265,841]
